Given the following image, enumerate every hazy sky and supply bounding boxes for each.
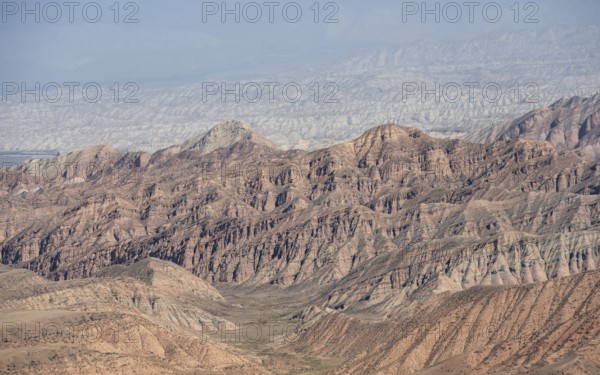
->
[2,0,600,84]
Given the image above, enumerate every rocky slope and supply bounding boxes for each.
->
[180,120,277,154]
[290,269,600,374]
[2,118,600,372]
[0,261,268,374]
[470,93,600,160]
[2,121,600,309]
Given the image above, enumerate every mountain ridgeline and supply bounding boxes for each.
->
[2,99,600,373]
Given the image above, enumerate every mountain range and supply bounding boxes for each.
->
[469,93,600,160]
[2,95,600,373]
[1,25,599,153]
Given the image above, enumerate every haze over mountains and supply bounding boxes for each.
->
[1,26,599,153]
[2,95,600,373]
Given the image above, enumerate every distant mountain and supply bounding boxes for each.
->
[335,25,600,72]
[1,25,599,152]
[469,94,600,160]
[180,120,276,154]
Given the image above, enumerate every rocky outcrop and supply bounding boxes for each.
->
[3,118,600,373]
[180,120,277,154]
[470,93,600,160]
[0,262,265,374]
[2,122,600,314]
[291,269,600,374]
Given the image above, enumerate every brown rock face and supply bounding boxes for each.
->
[291,269,600,374]
[2,121,600,309]
[2,115,600,373]
[471,93,600,160]
[0,260,267,374]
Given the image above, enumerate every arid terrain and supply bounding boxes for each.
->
[2,95,600,374]
[470,94,600,160]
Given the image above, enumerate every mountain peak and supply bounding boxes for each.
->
[472,94,600,160]
[210,120,253,133]
[550,92,600,110]
[180,120,276,154]
[352,124,425,147]
[344,124,429,160]
[97,257,224,301]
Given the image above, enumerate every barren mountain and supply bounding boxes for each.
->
[2,117,600,373]
[2,26,599,152]
[291,269,600,374]
[0,260,268,374]
[180,120,277,154]
[2,121,600,300]
[470,93,600,160]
